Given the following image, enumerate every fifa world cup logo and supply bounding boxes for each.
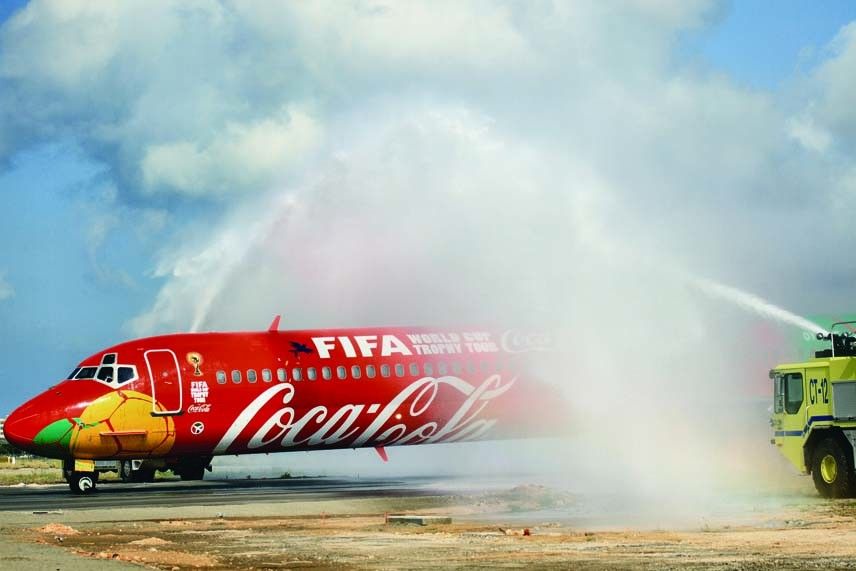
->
[186,352,204,376]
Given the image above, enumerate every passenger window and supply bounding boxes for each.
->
[307,367,317,381]
[366,365,376,379]
[262,368,272,382]
[117,367,135,384]
[232,370,242,384]
[277,368,287,382]
[337,365,347,380]
[97,366,114,383]
[322,366,332,380]
[352,365,362,379]
[247,369,257,383]
[481,360,491,373]
[409,363,419,377]
[424,363,434,376]
[395,364,405,378]
[785,373,804,414]
[292,368,302,381]
[466,361,477,374]
[452,361,462,375]
[381,364,391,378]
[437,362,448,376]
[217,370,227,385]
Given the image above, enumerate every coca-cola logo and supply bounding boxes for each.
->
[501,330,553,353]
[188,403,211,413]
[212,374,515,455]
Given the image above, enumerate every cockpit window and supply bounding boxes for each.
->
[75,367,98,379]
[117,367,136,383]
[101,353,117,365]
[67,367,81,380]
[70,362,137,385]
[96,367,114,383]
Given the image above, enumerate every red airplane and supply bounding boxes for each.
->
[3,318,563,494]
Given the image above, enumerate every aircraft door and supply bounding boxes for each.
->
[144,349,183,415]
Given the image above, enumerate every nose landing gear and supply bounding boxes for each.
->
[63,459,99,494]
[69,471,98,494]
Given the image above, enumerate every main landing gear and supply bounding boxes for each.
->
[173,457,211,481]
[119,460,155,483]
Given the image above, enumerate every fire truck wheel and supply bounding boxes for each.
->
[811,438,854,498]
[69,472,97,495]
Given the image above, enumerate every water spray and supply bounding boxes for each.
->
[690,277,828,335]
[190,194,298,332]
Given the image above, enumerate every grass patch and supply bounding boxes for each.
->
[0,456,61,469]
[0,470,64,485]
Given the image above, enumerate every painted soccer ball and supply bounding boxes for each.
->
[68,390,177,458]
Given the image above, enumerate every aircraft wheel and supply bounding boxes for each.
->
[69,472,97,495]
[120,460,133,482]
[812,437,854,498]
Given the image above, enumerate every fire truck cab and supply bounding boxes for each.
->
[770,322,856,497]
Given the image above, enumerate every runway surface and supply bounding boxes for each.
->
[0,477,442,512]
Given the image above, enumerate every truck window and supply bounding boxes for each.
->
[785,373,804,414]
[774,375,784,413]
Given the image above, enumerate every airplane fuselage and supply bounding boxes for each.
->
[4,325,561,467]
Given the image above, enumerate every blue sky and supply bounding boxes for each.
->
[694,0,856,88]
[1,0,856,421]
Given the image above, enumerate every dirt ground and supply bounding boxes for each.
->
[13,484,856,570]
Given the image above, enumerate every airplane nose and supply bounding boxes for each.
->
[3,405,40,453]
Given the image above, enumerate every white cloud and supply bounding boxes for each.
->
[281,1,535,74]
[141,105,323,196]
[0,272,14,301]
[0,0,121,87]
[0,0,719,197]
[815,23,856,136]
[788,114,832,153]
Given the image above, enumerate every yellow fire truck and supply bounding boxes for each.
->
[770,322,856,497]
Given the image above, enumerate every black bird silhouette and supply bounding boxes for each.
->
[289,341,313,357]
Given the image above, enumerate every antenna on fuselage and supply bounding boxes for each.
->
[268,314,282,332]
